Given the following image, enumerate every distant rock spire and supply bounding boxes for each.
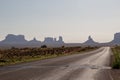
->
[29,37,41,43]
[58,36,64,43]
[33,37,37,41]
[83,35,98,46]
[88,35,92,40]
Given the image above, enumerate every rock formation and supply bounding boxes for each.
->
[83,36,99,46]
[2,34,27,43]
[29,37,41,43]
[110,32,120,45]
[0,34,64,48]
[0,33,120,48]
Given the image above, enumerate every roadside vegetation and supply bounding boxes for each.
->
[111,46,120,69]
[0,46,98,66]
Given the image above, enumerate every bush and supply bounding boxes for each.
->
[112,47,120,69]
[0,46,98,66]
[41,45,47,48]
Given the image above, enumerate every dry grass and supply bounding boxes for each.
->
[0,46,98,66]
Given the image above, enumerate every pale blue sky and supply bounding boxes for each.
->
[0,0,120,43]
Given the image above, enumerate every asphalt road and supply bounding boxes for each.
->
[0,47,112,80]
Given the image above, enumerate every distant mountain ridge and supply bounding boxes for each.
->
[0,32,120,48]
[0,34,64,48]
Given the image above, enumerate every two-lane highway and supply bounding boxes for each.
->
[0,47,112,80]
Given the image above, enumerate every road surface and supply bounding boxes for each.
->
[0,47,112,80]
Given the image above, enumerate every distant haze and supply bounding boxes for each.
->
[0,0,120,43]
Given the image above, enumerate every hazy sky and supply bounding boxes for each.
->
[0,0,120,43]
